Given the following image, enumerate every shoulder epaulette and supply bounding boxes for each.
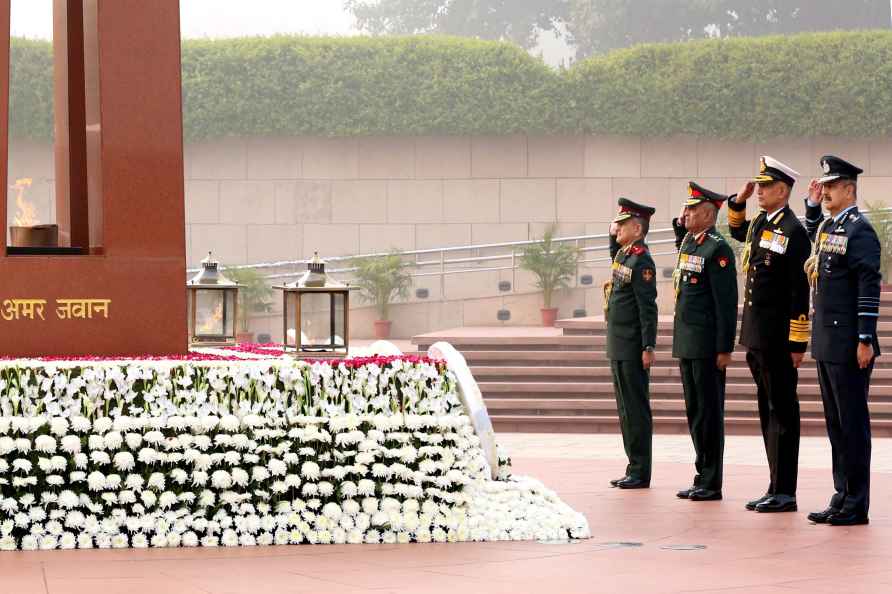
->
[630,244,647,256]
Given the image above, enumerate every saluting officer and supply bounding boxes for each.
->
[671,183,738,502]
[803,155,880,526]
[605,198,658,490]
[727,156,810,513]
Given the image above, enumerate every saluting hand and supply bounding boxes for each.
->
[609,222,619,236]
[857,342,875,369]
[808,179,823,204]
[716,352,732,371]
[790,352,804,369]
[642,350,655,370]
[736,181,755,202]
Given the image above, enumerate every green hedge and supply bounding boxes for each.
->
[8,31,892,141]
[565,30,892,138]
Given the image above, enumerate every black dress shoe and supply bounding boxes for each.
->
[676,486,697,499]
[755,495,797,513]
[617,477,650,489]
[610,476,629,487]
[745,493,772,511]
[807,507,840,524]
[828,512,869,526]
[688,488,722,501]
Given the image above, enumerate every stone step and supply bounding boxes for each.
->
[490,415,892,437]
[470,365,892,383]
[478,381,892,399]
[416,333,892,352]
[557,316,892,334]
[483,397,892,416]
[459,350,892,369]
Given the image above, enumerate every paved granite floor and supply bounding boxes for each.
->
[2,434,890,594]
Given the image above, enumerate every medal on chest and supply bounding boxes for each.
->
[819,232,848,255]
[611,261,633,284]
[759,229,789,255]
[678,253,704,273]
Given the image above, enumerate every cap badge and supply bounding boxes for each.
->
[759,158,767,173]
[822,160,831,174]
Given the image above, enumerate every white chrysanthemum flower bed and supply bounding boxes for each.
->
[0,357,589,550]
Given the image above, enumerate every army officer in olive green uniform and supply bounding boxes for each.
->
[671,183,739,501]
[605,198,659,489]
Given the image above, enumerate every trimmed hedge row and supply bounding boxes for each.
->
[8,31,892,141]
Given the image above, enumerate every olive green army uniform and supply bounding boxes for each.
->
[607,235,658,483]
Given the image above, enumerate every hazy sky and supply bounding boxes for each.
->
[10,0,359,39]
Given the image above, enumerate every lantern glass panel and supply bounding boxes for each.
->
[333,292,346,346]
[224,289,236,337]
[195,289,225,338]
[285,291,298,346]
[300,292,333,348]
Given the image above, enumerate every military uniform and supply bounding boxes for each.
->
[804,155,880,525]
[727,156,810,512]
[605,199,659,488]
[672,182,738,499]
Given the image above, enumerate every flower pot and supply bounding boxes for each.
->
[373,320,392,340]
[540,308,559,327]
[236,331,254,344]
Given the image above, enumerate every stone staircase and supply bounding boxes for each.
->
[411,293,892,437]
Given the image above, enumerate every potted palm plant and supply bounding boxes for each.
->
[518,226,579,327]
[221,267,274,343]
[350,251,412,339]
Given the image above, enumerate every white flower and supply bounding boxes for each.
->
[73,453,89,469]
[147,473,166,491]
[141,491,157,508]
[125,474,145,491]
[86,471,106,491]
[317,482,335,497]
[39,535,58,550]
[211,471,232,489]
[300,461,320,480]
[219,415,240,432]
[103,431,123,450]
[125,433,143,450]
[200,536,219,547]
[231,468,249,487]
[50,456,67,471]
[0,437,14,455]
[251,466,270,483]
[113,452,135,472]
[49,418,69,436]
[70,417,91,433]
[0,535,16,551]
[21,535,38,550]
[93,417,113,434]
[182,531,199,547]
[346,529,363,544]
[34,435,57,453]
[12,458,31,473]
[90,451,111,465]
[87,435,105,451]
[77,534,93,549]
[158,491,178,509]
[268,459,287,476]
[111,533,129,548]
[131,534,149,548]
[221,529,239,547]
[137,448,159,465]
[57,490,79,509]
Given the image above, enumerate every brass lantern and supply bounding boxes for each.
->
[186,252,241,346]
[276,252,355,357]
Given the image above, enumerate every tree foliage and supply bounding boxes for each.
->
[345,0,890,59]
[345,0,569,49]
